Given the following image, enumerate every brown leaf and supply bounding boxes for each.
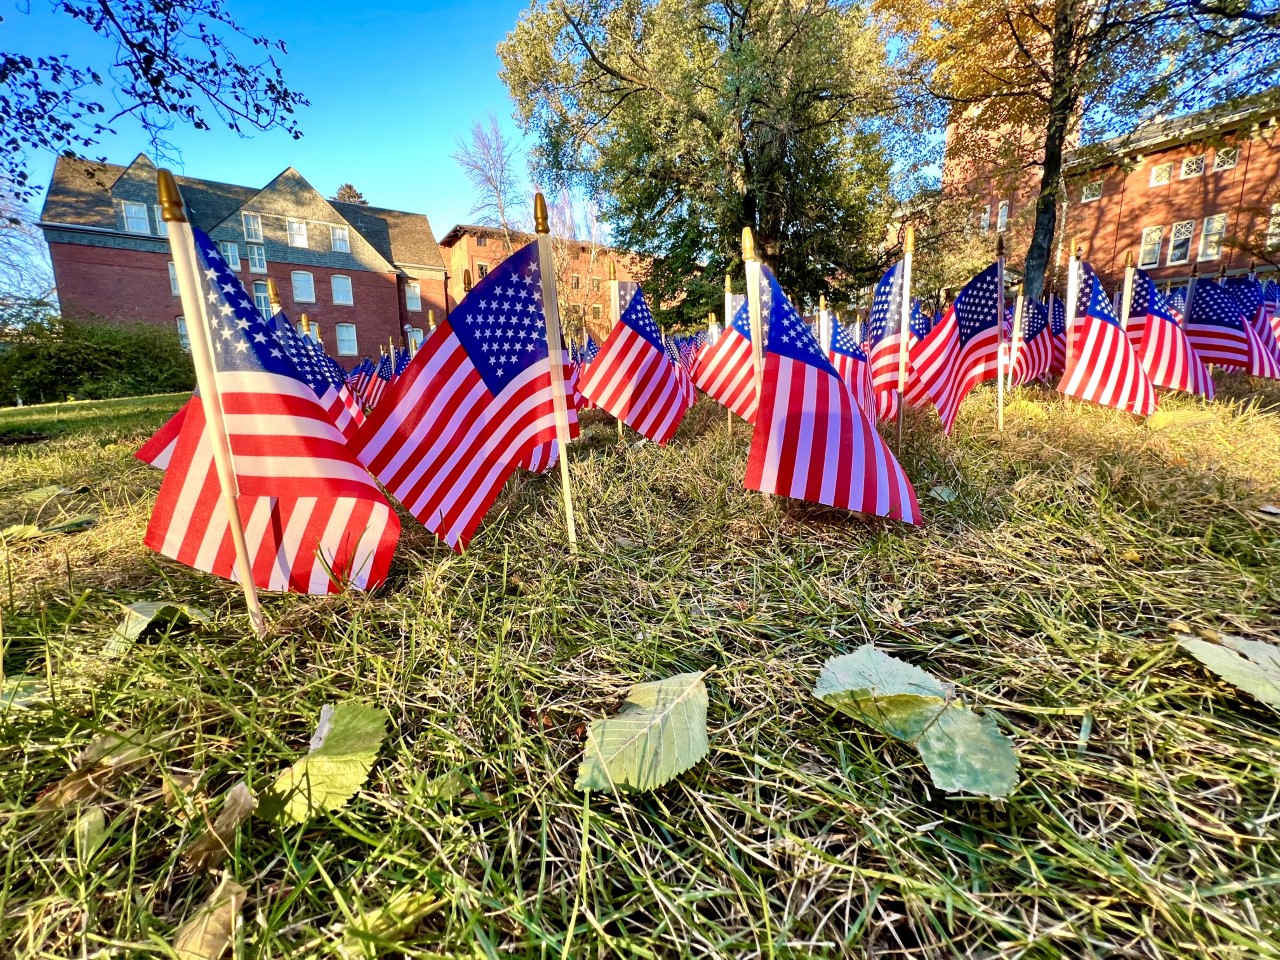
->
[184,782,258,872]
[36,730,153,810]
[173,876,246,960]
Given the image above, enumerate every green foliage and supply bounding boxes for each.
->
[0,317,194,406]
[499,0,900,321]
[576,671,710,792]
[1177,629,1280,709]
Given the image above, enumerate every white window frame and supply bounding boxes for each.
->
[1269,203,1280,251]
[571,273,581,290]
[592,304,602,320]
[1214,147,1238,172]
[331,274,354,306]
[252,281,272,320]
[475,235,488,247]
[996,200,1009,233]
[291,270,315,303]
[242,213,263,243]
[1081,180,1103,203]
[980,205,990,234]
[175,316,189,351]
[1167,219,1196,266]
[1180,156,1205,179]
[335,322,358,357]
[405,281,422,312]
[1198,213,1228,261]
[123,201,150,234]
[247,244,266,273]
[330,225,350,253]
[218,241,241,271]
[1150,162,1173,187]
[476,262,489,279]
[167,261,179,296]
[287,219,308,248]
[153,205,168,236]
[1139,226,1163,269]
[407,327,425,350]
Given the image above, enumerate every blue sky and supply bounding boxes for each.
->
[10,0,535,237]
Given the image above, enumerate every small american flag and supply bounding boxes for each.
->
[362,352,394,410]
[693,295,757,423]
[865,264,931,419]
[144,227,400,592]
[1047,295,1068,378]
[352,356,374,395]
[745,265,920,524]
[275,314,365,441]
[828,315,877,422]
[579,284,689,444]
[1058,264,1156,415]
[1224,275,1280,367]
[353,239,570,550]
[1264,280,1280,344]
[1008,299,1054,385]
[908,263,1003,434]
[1127,269,1213,398]
[1186,278,1280,379]
[665,334,696,411]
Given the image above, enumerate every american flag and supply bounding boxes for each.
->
[1058,264,1156,415]
[362,352,394,410]
[865,264,930,419]
[908,263,1003,434]
[665,334,696,411]
[1127,269,1213,398]
[144,227,400,592]
[828,315,878,422]
[579,284,689,444]
[1008,299,1054,385]
[1168,287,1188,316]
[351,356,374,396]
[693,295,757,423]
[582,335,600,362]
[1224,275,1280,366]
[744,265,919,523]
[1265,280,1280,344]
[393,344,411,379]
[1046,295,1068,378]
[136,395,195,469]
[353,240,570,550]
[274,314,365,441]
[517,349,580,475]
[1186,278,1280,379]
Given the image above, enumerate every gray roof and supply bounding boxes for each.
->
[334,201,444,268]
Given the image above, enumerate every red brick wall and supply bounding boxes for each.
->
[51,242,184,328]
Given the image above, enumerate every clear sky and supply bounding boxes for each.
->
[9,0,536,238]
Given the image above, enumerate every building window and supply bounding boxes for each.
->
[571,274,581,290]
[242,213,263,242]
[291,270,315,302]
[335,322,358,356]
[218,242,240,271]
[330,225,350,253]
[592,304,602,320]
[252,281,271,319]
[1199,214,1228,261]
[287,219,308,248]
[980,205,990,234]
[123,201,150,234]
[1180,156,1205,179]
[408,327,425,350]
[1081,180,1103,203]
[1269,204,1280,251]
[591,276,601,291]
[996,201,1009,233]
[153,205,168,236]
[247,244,266,273]
[1167,219,1195,265]
[1214,147,1238,172]
[476,235,487,247]
[1150,162,1173,186]
[1139,226,1163,269]
[175,316,189,351]
[405,282,422,312]
[168,261,179,296]
[331,274,354,305]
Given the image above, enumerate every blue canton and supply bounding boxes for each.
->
[1081,264,1120,328]
[762,265,838,376]
[619,287,664,352]
[1223,276,1263,320]
[728,296,752,340]
[1189,279,1247,331]
[830,317,869,360]
[1020,300,1048,342]
[1050,297,1066,336]
[865,263,902,346]
[953,263,1002,346]
[1131,271,1178,326]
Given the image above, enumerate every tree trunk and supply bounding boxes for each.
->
[1023,0,1078,303]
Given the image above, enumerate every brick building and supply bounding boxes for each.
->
[40,154,448,359]
[437,224,646,341]
[943,91,1280,290]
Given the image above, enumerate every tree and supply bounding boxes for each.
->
[879,0,1280,301]
[498,0,902,321]
[1,0,307,200]
[451,113,529,253]
[332,183,368,205]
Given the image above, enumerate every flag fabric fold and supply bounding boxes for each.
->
[693,295,758,423]
[828,316,878,423]
[1058,264,1156,415]
[1008,299,1054,386]
[1127,269,1214,398]
[1186,278,1280,380]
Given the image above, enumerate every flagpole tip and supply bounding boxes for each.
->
[819,293,826,311]
[156,169,187,223]
[995,234,1004,258]
[904,224,915,255]
[266,277,281,307]
[1125,250,1134,268]
[463,268,472,293]
[608,260,616,280]
[741,227,757,262]
[534,192,549,234]
[724,273,732,293]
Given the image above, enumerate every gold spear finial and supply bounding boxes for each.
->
[266,278,282,309]
[463,268,472,293]
[300,313,311,335]
[157,169,187,223]
[819,293,826,311]
[905,224,915,254]
[742,226,757,262]
[1125,250,1133,268]
[534,192,549,234]
[724,273,732,293]
[996,234,1004,258]
[608,260,616,280]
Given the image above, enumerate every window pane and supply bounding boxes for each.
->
[218,242,240,271]
[252,281,272,319]
[476,236,487,247]
[1180,156,1205,178]
[331,225,350,253]
[405,282,422,311]
[1214,148,1238,172]
[336,323,358,356]
[1151,163,1172,186]
[124,201,150,233]
[248,244,266,272]
[242,214,263,242]
[571,274,581,289]
[1269,203,1280,251]
[1139,227,1163,269]
[168,261,179,296]
[153,205,168,236]
[408,327,424,349]
[592,304,602,320]
[980,205,990,234]
[1081,181,1103,202]
[287,219,308,248]
[175,316,189,351]
[1199,213,1227,260]
[291,271,315,302]
[1169,220,1195,264]
[331,275,353,305]
[996,201,1009,232]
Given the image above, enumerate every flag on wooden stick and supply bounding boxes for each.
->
[1058,264,1157,415]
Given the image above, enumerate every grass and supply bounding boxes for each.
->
[2,379,1279,959]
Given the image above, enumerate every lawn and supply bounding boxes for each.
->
[1,381,1279,959]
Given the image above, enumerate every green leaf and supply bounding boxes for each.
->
[265,702,389,825]
[337,889,442,958]
[19,484,88,503]
[104,601,210,657]
[575,671,709,793]
[1,515,97,542]
[814,645,1020,799]
[73,806,109,865]
[0,676,47,712]
[928,486,957,503]
[1147,409,1216,431]
[1177,632,1280,709]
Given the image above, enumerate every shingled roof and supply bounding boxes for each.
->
[333,201,444,269]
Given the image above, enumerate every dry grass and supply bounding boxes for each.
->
[2,380,1279,959]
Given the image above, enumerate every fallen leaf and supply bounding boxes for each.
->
[337,889,442,958]
[37,730,155,810]
[1147,409,1215,431]
[104,601,210,657]
[1,515,97,543]
[19,484,88,503]
[928,486,957,503]
[73,806,109,865]
[184,782,258,871]
[1,676,47,712]
[173,876,246,960]
[1119,549,1142,563]
[1175,629,1280,709]
[1005,399,1047,420]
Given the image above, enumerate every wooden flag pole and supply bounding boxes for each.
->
[995,234,1006,433]
[608,261,624,441]
[742,227,765,402]
[895,225,915,450]
[818,293,829,355]
[1118,251,1136,333]
[534,192,579,553]
[158,170,265,637]
[724,273,735,434]
[1008,291,1025,393]
[1064,243,1082,368]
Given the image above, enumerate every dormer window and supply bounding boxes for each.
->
[242,213,263,242]
[123,201,150,234]
[287,219,308,248]
[330,225,350,253]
